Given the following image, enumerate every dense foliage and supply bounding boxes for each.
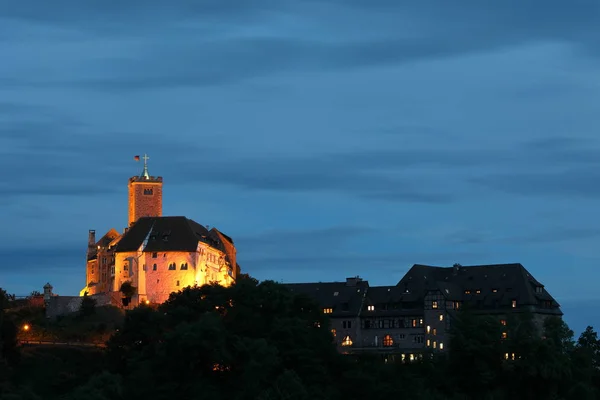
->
[1,280,599,400]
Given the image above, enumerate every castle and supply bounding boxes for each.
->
[80,155,239,306]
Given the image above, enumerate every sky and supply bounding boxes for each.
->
[1,0,599,335]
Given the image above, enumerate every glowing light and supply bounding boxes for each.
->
[23,324,30,331]
[145,300,150,305]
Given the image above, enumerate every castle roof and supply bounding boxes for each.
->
[115,216,235,266]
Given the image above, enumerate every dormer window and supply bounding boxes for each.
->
[464,290,471,294]
[535,286,543,293]
[475,289,481,294]
[180,263,188,270]
[323,308,333,314]
[367,305,375,311]
[432,300,438,309]
[511,300,517,308]
[492,288,498,293]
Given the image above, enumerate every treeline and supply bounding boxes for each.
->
[1,280,599,400]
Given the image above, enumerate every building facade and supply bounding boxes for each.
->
[81,155,239,306]
[285,263,562,360]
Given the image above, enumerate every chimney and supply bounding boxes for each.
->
[346,276,362,286]
[87,230,96,260]
[453,263,462,276]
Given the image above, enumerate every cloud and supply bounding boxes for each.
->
[4,1,598,91]
[0,245,82,273]
[470,168,600,198]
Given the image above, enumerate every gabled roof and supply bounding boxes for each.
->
[115,216,229,255]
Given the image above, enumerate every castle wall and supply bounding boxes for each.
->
[45,293,113,319]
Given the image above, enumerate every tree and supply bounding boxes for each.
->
[79,292,97,317]
[106,277,343,400]
[29,291,41,297]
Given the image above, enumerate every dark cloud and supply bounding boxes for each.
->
[0,245,82,273]
[3,1,598,90]
[504,227,600,244]
[470,168,600,198]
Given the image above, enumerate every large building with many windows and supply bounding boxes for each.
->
[285,263,561,359]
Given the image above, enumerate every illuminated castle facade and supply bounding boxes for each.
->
[81,155,239,305]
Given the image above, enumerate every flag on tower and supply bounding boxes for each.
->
[134,155,140,161]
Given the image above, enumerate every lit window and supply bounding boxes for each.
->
[464,290,471,294]
[412,319,417,328]
[314,322,321,328]
[476,289,481,294]
[502,332,507,339]
[433,328,437,335]
[432,300,438,309]
[492,288,498,293]
[383,334,394,347]
[426,339,431,347]
[367,305,375,311]
[433,341,437,349]
[419,318,423,326]
[331,329,336,337]
[439,314,444,321]
[323,308,333,314]
[333,291,339,296]
[409,354,414,361]
[341,336,353,346]
[440,342,444,350]
[426,325,431,334]
[512,300,517,308]
[500,319,507,326]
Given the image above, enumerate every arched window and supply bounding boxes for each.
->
[383,334,394,347]
[181,263,188,270]
[168,263,176,270]
[341,336,353,347]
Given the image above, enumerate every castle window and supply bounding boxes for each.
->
[475,289,481,294]
[181,263,188,270]
[143,264,146,271]
[512,300,517,308]
[433,328,437,335]
[414,335,424,344]
[143,188,153,195]
[169,263,176,270]
[367,305,375,311]
[464,290,471,294]
[343,321,352,329]
[492,288,498,293]
[432,300,438,309]
[426,325,431,334]
[176,280,180,286]
[331,328,336,337]
[341,336,353,347]
[440,342,444,350]
[502,332,508,339]
[398,333,405,340]
[323,308,333,314]
[153,264,157,271]
[383,334,394,347]
[439,314,444,321]
[152,252,157,258]
[501,319,507,326]
[123,264,128,271]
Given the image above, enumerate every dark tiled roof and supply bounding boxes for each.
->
[284,278,369,316]
[115,217,233,264]
[402,263,561,312]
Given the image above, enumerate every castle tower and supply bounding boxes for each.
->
[128,154,163,226]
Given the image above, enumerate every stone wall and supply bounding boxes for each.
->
[128,178,162,226]
[45,293,112,319]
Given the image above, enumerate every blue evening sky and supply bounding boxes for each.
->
[1,1,599,335]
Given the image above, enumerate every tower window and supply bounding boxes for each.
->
[176,280,180,286]
[153,264,157,271]
[152,253,158,258]
[143,188,153,195]
[432,300,438,309]
[168,263,176,270]
[181,263,188,270]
